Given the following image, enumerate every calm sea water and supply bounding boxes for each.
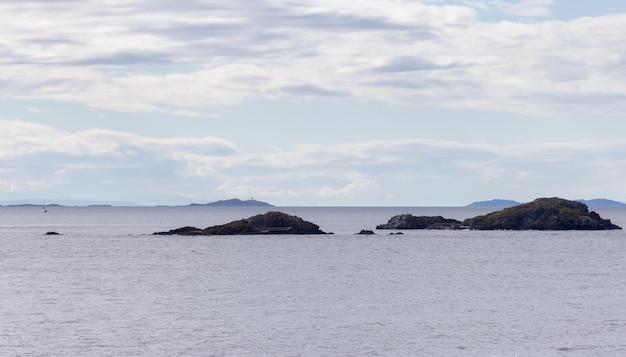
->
[1,206,626,356]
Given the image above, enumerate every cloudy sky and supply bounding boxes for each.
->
[1,0,625,206]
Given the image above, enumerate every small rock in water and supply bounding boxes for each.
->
[45,231,60,235]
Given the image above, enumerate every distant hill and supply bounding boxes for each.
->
[188,198,274,207]
[0,199,139,206]
[466,199,521,208]
[577,199,626,208]
[5,203,63,207]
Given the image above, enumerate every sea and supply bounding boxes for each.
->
[1,205,626,356]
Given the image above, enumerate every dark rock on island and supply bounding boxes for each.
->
[463,197,622,230]
[154,211,328,235]
[376,214,465,230]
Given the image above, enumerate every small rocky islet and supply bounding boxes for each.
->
[154,197,622,236]
[376,215,466,230]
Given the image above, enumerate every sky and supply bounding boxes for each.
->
[1,0,626,206]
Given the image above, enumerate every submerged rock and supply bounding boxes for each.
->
[356,229,375,235]
[376,214,464,230]
[463,197,622,230]
[45,231,60,235]
[154,211,328,235]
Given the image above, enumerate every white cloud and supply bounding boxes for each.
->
[317,179,380,198]
[267,0,476,25]
[491,0,554,17]
[172,110,203,118]
[0,0,624,117]
[27,107,48,114]
[0,119,237,162]
[2,119,626,204]
[442,0,553,17]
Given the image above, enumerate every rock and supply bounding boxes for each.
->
[376,214,464,230]
[356,230,375,235]
[154,211,328,235]
[45,231,60,235]
[154,226,205,235]
[463,197,622,230]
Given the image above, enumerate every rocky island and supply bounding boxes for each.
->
[377,198,621,231]
[463,197,621,230]
[376,215,465,230]
[154,211,328,235]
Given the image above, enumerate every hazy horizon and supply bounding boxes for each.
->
[2,196,625,208]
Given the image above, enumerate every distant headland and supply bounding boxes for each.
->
[466,199,521,208]
[187,198,274,207]
[576,199,626,208]
[1,203,111,208]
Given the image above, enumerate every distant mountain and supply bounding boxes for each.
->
[466,199,521,208]
[188,198,274,207]
[577,199,626,208]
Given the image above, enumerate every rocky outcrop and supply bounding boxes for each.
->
[376,214,465,230]
[463,197,622,230]
[154,211,328,235]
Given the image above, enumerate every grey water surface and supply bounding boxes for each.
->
[1,206,625,356]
